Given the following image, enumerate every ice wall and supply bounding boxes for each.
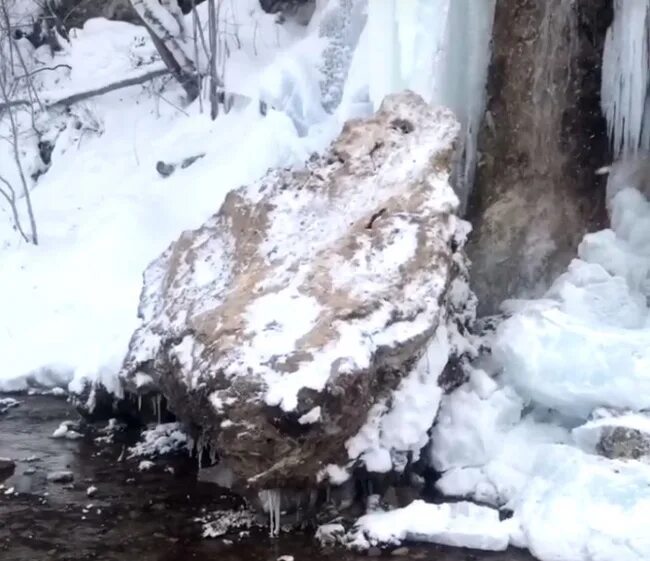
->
[364,0,496,208]
[602,0,650,158]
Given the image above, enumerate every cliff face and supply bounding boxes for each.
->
[466,0,612,315]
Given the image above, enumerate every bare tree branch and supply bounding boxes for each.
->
[0,73,37,244]
[0,173,28,242]
[0,68,170,112]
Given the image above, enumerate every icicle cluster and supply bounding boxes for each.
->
[602,0,650,158]
[259,489,282,537]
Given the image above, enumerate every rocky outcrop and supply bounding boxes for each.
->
[120,91,472,490]
[466,0,612,315]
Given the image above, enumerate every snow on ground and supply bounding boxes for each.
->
[427,186,650,560]
[127,422,189,458]
[0,5,349,399]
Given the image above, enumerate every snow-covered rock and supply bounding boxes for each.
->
[121,91,472,489]
[0,458,16,481]
[0,398,20,415]
[573,413,650,460]
[348,500,510,551]
[127,422,189,459]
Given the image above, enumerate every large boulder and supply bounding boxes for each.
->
[120,91,471,490]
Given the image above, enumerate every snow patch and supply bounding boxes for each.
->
[348,500,510,552]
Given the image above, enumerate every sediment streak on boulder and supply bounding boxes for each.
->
[120,91,471,489]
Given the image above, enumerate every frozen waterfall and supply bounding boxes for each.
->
[364,0,496,208]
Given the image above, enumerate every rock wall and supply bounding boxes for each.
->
[466,0,612,315]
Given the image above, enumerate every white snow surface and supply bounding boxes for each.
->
[127,422,189,458]
[349,500,510,551]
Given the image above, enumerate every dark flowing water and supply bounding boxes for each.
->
[0,395,536,561]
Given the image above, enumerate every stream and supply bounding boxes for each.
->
[0,395,536,561]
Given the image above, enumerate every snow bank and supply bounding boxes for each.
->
[349,500,510,551]
[511,446,650,561]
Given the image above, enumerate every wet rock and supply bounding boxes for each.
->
[121,92,471,490]
[391,547,410,556]
[467,0,611,314]
[47,470,74,483]
[0,458,15,480]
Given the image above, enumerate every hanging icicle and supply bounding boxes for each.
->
[259,489,282,537]
[155,394,162,424]
[602,0,650,157]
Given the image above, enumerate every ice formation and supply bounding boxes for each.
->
[259,489,282,537]
[348,500,510,551]
[602,0,650,157]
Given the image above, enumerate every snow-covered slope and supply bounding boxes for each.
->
[430,185,650,561]
[0,3,344,396]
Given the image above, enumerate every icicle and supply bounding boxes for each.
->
[197,431,204,468]
[259,489,282,537]
[209,442,218,465]
[155,394,162,424]
[137,394,142,412]
[602,0,650,157]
